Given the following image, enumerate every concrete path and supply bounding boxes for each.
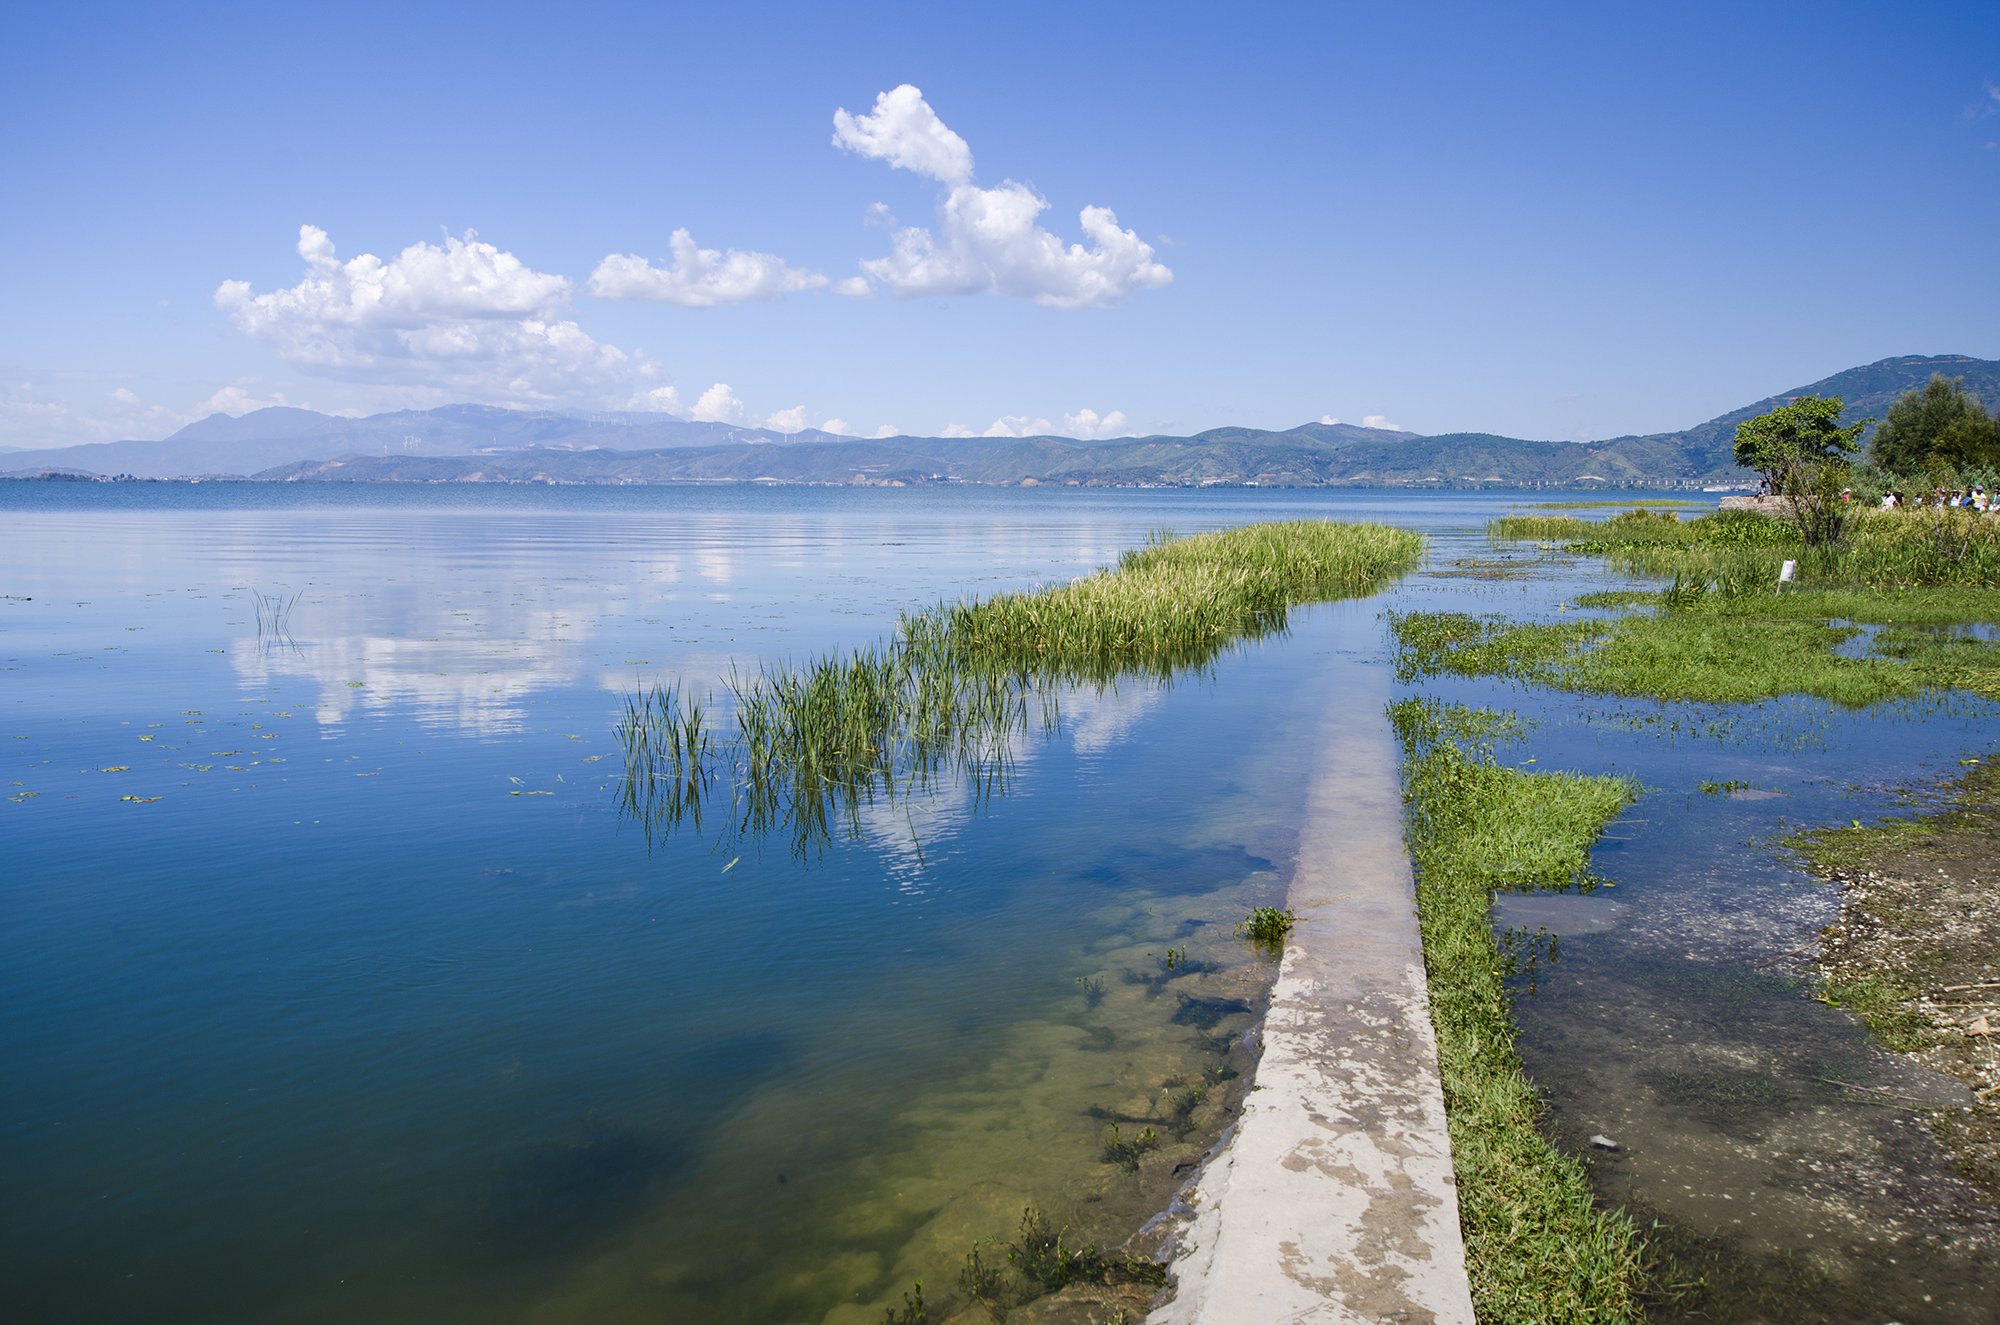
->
[1147,690,1475,1325]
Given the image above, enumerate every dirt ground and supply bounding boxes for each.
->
[1795,761,2000,1202]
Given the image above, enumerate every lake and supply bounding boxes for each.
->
[5,482,1992,1323]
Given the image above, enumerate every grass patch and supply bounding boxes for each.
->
[1524,500,1710,510]
[1389,605,2000,706]
[620,520,1424,852]
[1392,697,1646,1322]
[1236,905,1296,946]
[1496,505,2000,593]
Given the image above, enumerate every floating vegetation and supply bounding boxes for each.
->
[1237,905,1296,946]
[1697,779,1753,794]
[617,521,1423,855]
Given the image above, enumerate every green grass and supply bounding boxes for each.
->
[1524,500,1710,510]
[1390,606,2000,706]
[1391,697,1646,1322]
[1495,505,2000,593]
[1236,905,1296,946]
[620,520,1425,851]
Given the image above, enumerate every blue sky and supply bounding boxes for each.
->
[3,0,1996,446]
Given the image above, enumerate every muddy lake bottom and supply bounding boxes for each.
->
[5,484,1999,1324]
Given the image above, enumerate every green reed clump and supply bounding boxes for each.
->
[1237,905,1296,945]
[1391,697,1646,1323]
[900,520,1424,677]
[620,521,1424,853]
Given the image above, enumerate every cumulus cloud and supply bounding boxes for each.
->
[833,85,974,185]
[871,424,898,439]
[588,229,828,307]
[766,405,809,433]
[1063,408,1129,440]
[1362,414,1401,431]
[983,415,1054,438]
[690,383,746,423]
[1320,414,1340,426]
[627,385,684,414]
[941,423,976,438]
[216,226,633,404]
[820,418,856,436]
[195,384,293,416]
[833,85,1172,309]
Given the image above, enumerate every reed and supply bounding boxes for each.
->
[619,521,1424,852]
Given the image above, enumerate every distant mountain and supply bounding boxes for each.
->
[8,353,1994,488]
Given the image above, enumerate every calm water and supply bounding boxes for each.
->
[7,483,1995,1324]
[3,484,1500,1325]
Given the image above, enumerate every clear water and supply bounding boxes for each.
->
[3,484,1500,1325]
[10,484,1995,1324]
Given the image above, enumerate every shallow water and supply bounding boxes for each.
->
[3,483,1506,1325]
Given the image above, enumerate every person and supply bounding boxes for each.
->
[1879,491,1896,510]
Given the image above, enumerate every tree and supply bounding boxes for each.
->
[1870,374,2000,473]
[1732,394,1870,547]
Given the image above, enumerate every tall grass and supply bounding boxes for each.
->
[1495,506,2000,592]
[618,521,1423,852]
[1390,698,1647,1322]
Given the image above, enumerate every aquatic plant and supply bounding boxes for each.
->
[881,1280,926,1325]
[618,520,1423,855]
[1100,1123,1161,1172]
[1237,906,1296,946]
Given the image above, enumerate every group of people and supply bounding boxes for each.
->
[1874,486,1992,511]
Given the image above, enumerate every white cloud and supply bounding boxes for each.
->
[871,424,898,439]
[195,384,292,416]
[834,85,1172,309]
[941,423,976,438]
[588,229,828,307]
[833,85,975,185]
[983,415,1056,438]
[1320,414,1340,426]
[831,276,873,298]
[820,418,856,436]
[1362,414,1401,431]
[1063,408,1129,440]
[691,383,745,423]
[626,385,685,415]
[216,225,633,404]
[766,405,809,433]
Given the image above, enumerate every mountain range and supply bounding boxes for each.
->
[6,354,1995,489]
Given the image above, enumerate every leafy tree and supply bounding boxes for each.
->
[1870,374,2000,473]
[1732,394,1870,547]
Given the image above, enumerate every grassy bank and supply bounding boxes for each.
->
[1391,698,1647,1323]
[1495,505,2000,595]
[620,520,1425,850]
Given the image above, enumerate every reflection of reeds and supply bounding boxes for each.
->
[253,589,303,653]
[618,521,1423,855]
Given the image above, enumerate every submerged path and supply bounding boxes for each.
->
[1150,676,1475,1324]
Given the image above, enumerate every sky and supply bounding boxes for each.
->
[2,0,1996,448]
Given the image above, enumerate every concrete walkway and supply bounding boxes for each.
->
[1147,691,1475,1325]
